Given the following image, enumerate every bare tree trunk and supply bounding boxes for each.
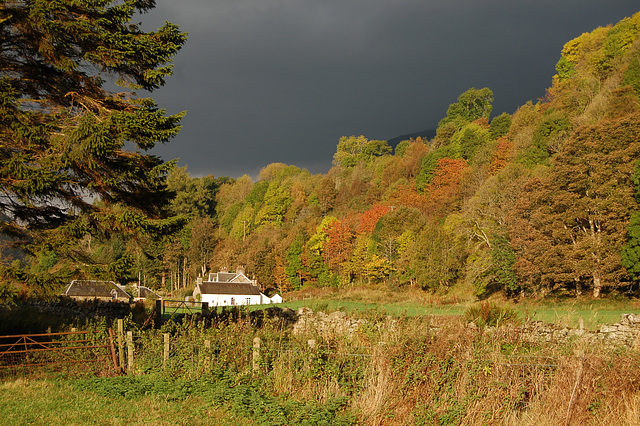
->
[592,271,601,298]
[182,258,187,289]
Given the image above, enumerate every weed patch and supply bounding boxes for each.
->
[464,301,519,328]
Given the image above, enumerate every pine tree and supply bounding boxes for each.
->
[0,0,186,258]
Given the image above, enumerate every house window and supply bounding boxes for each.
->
[231,297,235,305]
[246,298,251,305]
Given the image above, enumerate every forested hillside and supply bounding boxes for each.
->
[7,11,640,300]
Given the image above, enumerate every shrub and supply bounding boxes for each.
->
[464,301,519,327]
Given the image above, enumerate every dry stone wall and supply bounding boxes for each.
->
[292,307,367,337]
[291,308,640,350]
[492,313,640,349]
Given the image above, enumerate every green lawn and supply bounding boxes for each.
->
[271,297,640,331]
[516,299,640,330]
[158,294,640,331]
[278,299,464,317]
[0,379,251,426]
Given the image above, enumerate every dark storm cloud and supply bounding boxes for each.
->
[140,0,640,178]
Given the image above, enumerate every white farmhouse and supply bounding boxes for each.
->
[193,267,283,307]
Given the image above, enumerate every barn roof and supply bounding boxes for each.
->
[116,285,161,299]
[136,286,161,299]
[63,280,130,299]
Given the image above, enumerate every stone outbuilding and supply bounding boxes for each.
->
[63,280,130,302]
[116,284,161,301]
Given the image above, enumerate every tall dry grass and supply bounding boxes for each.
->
[29,308,639,425]
[260,311,640,425]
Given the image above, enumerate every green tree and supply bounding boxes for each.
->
[167,166,228,218]
[332,135,391,168]
[254,182,292,229]
[489,112,512,139]
[621,213,640,279]
[438,88,494,129]
[449,122,492,161]
[410,224,463,291]
[186,217,217,278]
[0,1,186,274]
[622,161,640,279]
[285,238,304,289]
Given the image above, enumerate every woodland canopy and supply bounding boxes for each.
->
[3,7,640,301]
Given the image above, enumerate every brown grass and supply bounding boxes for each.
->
[4,308,640,425]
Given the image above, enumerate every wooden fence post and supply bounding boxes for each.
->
[117,319,124,370]
[202,302,209,316]
[252,337,261,372]
[306,339,316,373]
[163,333,170,368]
[204,339,211,371]
[155,299,163,327]
[127,331,134,372]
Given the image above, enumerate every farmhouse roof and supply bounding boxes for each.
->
[198,282,262,296]
[207,270,253,284]
[63,280,130,299]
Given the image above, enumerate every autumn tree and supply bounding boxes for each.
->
[400,138,429,178]
[323,219,354,274]
[358,204,391,234]
[425,158,470,216]
[185,217,217,278]
[512,114,640,297]
[489,137,514,174]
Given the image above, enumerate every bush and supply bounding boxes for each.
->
[464,301,519,327]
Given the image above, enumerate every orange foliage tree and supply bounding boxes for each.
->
[384,183,431,213]
[323,219,354,273]
[426,158,470,216]
[358,204,392,234]
[402,139,430,178]
[489,137,514,174]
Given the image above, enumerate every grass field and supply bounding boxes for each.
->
[2,288,640,425]
[158,283,640,331]
[0,378,252,426]
[275,285,640,330]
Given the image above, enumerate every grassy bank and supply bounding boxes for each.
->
[2,309,640,425]
[280,285,640,330]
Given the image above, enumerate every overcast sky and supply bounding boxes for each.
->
[139,1,639,179]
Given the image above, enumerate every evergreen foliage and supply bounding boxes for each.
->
[0,0,186,285]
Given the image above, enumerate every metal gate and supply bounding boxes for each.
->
[0,329,119,379]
